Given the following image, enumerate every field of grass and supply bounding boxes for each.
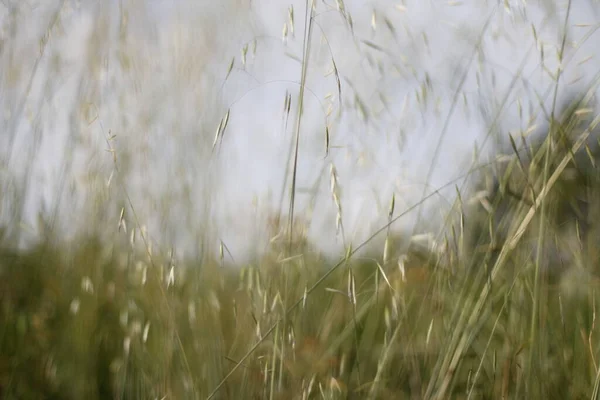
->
[3,1,600,399]
[3,98,600,399]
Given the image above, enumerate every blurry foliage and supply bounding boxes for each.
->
[463,92,600,282]
[2,1,600,400]
[4,102,600,397]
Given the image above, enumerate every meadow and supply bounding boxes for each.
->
[2,1,600,399]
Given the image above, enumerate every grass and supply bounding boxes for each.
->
[3,0,600,399]
[3,103,600,398]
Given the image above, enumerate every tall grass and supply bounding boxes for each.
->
[2,0,600,399]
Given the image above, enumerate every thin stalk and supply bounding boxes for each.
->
[527,1,572,396]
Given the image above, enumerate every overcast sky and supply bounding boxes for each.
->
[1,0,599,260]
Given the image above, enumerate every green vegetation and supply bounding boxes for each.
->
[3,1,600,399]
[3,96,600,398]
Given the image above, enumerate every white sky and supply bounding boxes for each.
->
[1,0,599,260]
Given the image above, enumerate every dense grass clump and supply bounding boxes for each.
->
[464,93,600,283]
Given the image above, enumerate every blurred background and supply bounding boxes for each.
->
[4,2,600,399]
